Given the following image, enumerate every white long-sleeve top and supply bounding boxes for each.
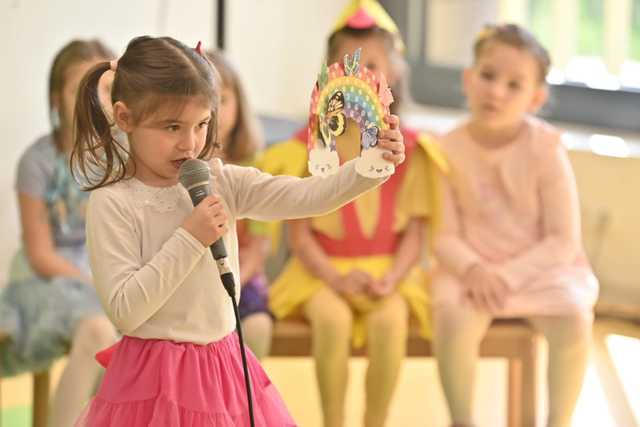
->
[87,158,384,344]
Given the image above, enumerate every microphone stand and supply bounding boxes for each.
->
[217,260,256,427]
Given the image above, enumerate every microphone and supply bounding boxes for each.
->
[178,158,235,298]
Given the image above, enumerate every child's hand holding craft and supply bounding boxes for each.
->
[377,114,405,166]
[308,48,405,179]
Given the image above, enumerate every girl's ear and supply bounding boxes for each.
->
[113,101,134,133]
[528,84,549,114]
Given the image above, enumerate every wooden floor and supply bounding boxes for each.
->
[3,336,640,427]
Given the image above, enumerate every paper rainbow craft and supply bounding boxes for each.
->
[307,48,394,178]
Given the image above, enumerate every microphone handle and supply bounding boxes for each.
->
[189,184,229,260]
[210,237,228,260]
[187,184,235,298]
[211,247,235,298]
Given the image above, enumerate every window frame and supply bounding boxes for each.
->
[382,0,640,133]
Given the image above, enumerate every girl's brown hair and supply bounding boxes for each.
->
[71,36,220,190]
[205,50,264,164]
[473,23,551,83]
[327,26,409,115]
[49,39,114,150]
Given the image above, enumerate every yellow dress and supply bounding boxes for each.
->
[258,129,447,347]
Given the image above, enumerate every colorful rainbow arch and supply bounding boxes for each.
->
[306,48,397,178]
[307,48,393,152]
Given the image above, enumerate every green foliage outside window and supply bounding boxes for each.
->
[529,0,640,61]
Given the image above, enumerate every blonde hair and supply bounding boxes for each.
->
[473,23,551,83]
[205,50,264,164]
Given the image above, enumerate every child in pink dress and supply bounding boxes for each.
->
[432,24,598,427]
[70,35,406,426]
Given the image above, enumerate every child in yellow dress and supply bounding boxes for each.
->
[264,1,446,426]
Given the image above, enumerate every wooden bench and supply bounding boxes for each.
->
[270,319,540,427]
[1,320,539,427]
[0,336,50,427]
[17,314,639,427]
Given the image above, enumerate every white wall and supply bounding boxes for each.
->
[226,0,349,118]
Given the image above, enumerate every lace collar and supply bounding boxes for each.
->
[123,178,186,213]
[121,160,223,213]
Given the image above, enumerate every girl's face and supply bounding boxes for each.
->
[463,41,547,131]
[332,33,397,87]
[217,84,239,148]
[114,96,212,187]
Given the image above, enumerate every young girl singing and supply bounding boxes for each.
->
[72,35,406,426]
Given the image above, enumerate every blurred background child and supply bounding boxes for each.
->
[265,1,445,426]
[0,39,118,427]
[431,24,598,427]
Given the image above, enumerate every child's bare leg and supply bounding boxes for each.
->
[364,292,408,427]
[51,315,117,427]
[305,287,354,427]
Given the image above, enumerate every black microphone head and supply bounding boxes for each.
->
[179,159,211,190]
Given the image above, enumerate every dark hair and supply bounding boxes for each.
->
[49,39,114,150]
[473,23,551,83]
[71,36,220,190]
[327,26,409,115]
[205,50,264,164]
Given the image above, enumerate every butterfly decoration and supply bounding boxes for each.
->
[360,124,379,150]
[344,48,361,76]
[320,91,346,146]
[307,48,394,178]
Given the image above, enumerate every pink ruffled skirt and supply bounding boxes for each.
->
[75,333,297,426]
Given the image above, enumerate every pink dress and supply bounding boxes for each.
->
[432,117,598,317]
[75,333,296,426]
